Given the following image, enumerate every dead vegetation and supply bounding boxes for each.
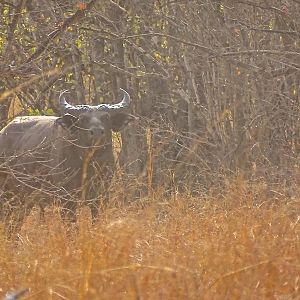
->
[0,1,300,298]
[1,180,300,299]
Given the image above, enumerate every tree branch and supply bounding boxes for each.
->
[25,0,97,64]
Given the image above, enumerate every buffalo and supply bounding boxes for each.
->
[0,88,132,229]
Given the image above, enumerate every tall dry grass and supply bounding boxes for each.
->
[0,180,300,299]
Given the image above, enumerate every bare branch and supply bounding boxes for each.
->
[25,0,97,64]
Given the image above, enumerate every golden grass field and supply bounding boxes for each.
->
[1,180,300,299]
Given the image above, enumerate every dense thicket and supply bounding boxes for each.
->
[0,0,299,196]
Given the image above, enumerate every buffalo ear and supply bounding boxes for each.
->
[55,113,78,130]
[110,113,135,132]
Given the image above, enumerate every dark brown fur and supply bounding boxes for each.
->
[0,109,130,229]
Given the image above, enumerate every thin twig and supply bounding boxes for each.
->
[25,0,97,64]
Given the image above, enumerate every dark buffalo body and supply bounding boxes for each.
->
[0,89,132,224]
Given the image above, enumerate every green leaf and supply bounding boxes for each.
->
[45,108,54,116]
[28,108,41,116]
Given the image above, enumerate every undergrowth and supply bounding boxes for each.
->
[0,181,300,299]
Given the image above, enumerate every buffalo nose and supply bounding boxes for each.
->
[90,128,105,137]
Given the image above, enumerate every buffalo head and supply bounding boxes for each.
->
[56,88,132,146]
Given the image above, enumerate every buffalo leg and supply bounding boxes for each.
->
[88,198,100,223]
[2,193,32,238]
[60,195,77,223]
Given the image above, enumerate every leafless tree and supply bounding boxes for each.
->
[0,0,299,199]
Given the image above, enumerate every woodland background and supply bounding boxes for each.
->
[0,0,299,197]
[1,2,300,299]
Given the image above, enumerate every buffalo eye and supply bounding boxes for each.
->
[101,113,110,121]
[56,114,78,129]
[79,114,89,122]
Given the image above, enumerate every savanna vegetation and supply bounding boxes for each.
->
[0,0,300,299]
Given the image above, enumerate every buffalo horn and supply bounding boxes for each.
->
[59,88,131,116]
